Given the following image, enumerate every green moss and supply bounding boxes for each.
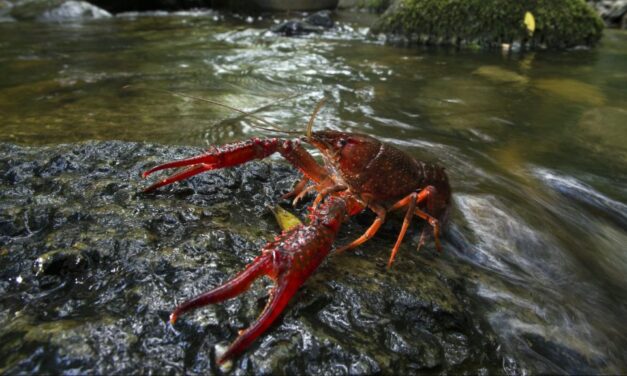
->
[372,0,604,49]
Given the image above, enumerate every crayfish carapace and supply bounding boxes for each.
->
[142,96,451,363]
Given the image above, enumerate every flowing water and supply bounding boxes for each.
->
[1,10,626,374]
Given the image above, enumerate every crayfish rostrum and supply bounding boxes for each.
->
[142,98,451,363]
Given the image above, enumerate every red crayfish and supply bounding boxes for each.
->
[142,97,451,363]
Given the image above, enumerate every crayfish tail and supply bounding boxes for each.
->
[170,255,271,324]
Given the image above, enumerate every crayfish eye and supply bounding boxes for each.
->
[337,138,347,148]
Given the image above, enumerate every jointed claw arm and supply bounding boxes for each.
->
[142,138,329,193]
[169,196,347,364]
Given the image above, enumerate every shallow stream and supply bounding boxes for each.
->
[1,10,626,373]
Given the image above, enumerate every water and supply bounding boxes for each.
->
[1,11,626,373]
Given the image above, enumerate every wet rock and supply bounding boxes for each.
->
[39,1,111,21]
[0,0,15,21]
[10,0,111,21]
[0,141,502,374]
[373,0,604,49]
[33,248,93,277]
[305,10,334,28]
[270,20,324,36]
[588,0,627,28]
[270,10,334,36]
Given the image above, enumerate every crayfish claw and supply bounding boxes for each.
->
[170,254,271,324]
[169,196,346,364]
[143,163,214,193]
[218,280,299,363]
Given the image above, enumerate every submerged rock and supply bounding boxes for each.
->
[473,66,529,85]
[0,141,502,374]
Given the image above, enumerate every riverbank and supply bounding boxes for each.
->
[2,0,612,50]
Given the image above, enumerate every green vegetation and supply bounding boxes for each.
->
[372,0,604,49]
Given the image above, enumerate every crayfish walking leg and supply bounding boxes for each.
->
[170,196,347,364]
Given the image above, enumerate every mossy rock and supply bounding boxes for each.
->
[372,0,604,49]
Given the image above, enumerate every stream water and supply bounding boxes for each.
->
[1,10,626,374]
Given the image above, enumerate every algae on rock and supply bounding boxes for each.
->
[372,0,604,49]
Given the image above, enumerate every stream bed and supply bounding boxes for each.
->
[1,10,626,374]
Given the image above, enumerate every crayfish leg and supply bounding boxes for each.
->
[169,255,271,325]
[312,183,347,210]
[414,208,442,252]
[282,176,310,204]
[390,186,443,254]
[413,185,444,252]
[387,192,417,268]
[336,204,386,254]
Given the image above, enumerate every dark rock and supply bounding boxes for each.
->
[0,141,503,374]
[305,10,334,28]
[270,10,334,36]
[270,20,325,36]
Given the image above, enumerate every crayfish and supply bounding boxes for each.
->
[141,95,451,363]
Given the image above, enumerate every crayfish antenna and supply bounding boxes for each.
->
[139,87,304,136]
[170,255,271,325]
[306,97,327,141]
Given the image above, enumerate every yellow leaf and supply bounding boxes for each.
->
[524,11,535,35]
[271,205,302,231]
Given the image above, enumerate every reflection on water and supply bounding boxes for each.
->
[1,11,626,373]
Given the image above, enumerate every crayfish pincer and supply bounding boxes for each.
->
[142,122,450,363]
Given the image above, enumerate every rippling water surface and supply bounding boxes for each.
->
[1,11,626,373]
